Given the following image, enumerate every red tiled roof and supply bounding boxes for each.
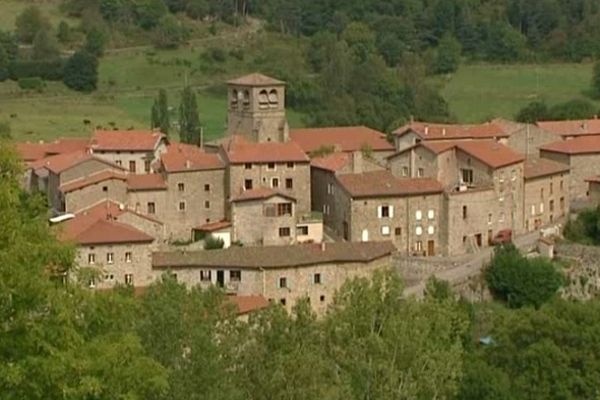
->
[540,136,600,155]
[161,142,224,172]
[231,187,296,202]
[289,126,394,153]
[91,130,164,151]
[422,141,457,154]
[524,158,570,180]
[537,119,600,137]
[60,170,127,193]
[337,170,443,198]
[45,138,90,155]
[227,73,285,86]
[223,136,309,164]
[228,295,270,315]
[16,138,90,162]
[16,142,51,162]
[310,152,350,172]
[30,150,120,174]
[393,122,508,140]
[455,141,524,169]
[127,174,167,191]
[196,220,232,232]
[586,176,600,184]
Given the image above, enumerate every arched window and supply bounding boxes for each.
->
[268,89,278,108]
[230,89,238,107]
[242,90,250,107]
[258,90,269,109]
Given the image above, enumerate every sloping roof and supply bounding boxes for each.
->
[455,140,524,169]
[228,295,270,315]
[231,187,296,203]
[310,152,351,172]
[127,174,167,191]
[227,73,285,86]
[16,142,51,162]
[161,142,224,172]
[223,135,309,164]
[289,126,394,153]
[91,130,164,151]
[337,170,443,198]
[16,138,90,162]
[30,150,121,174]
[540,136,600,155]
[60,170,127,193]
[195,220,232,232]
[586,176,600,184]
[152,241,396,270]
[524,158,570,180]
[393,122,509,140]
[537,119,600,137]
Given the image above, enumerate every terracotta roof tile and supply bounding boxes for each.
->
[195,220,232,232]
[228,295,270,315]
[223,135,309,164]
[91,130,164,151]
[16,138,90,163]
[337,170,443,198]
[540,136,600,155]
[227,73,285,86]
[45,138,90,155]
[586,176,600,184]
[231,187,296,202]
[310,152,350,172]
[161,142,224,172]
[127,174,167,191]
[537,119,600,137]
[394,122,508,140]
[152,241,396,269]
[60,170,128,193]
[30,150,121,174]
[289,126,394,153]
[524,158,570,180]
[455,140,524,169]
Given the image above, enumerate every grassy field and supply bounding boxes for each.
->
[441,63,600,123]
[0,0,74,31]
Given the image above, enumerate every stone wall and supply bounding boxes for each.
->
[92,141,166,174]
[65,178,128,213]
[232,195,297,246]
[506,125,561,156]
[524,172,569,232]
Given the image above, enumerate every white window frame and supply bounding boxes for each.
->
[125,252,132,263]
[107,252,114,264]
[415,210,422,221]
[428,226,435,235]
[427,209,435,220]
[381,226,391,236]
[416,226,423,236]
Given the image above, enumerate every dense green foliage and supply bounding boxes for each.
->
[485,244,564,308]
[516,98,600,122]
[204,235,225,250]
[63,50,98,92]
[565,206,600,245]
[151,88,170,135]
[179,85,201,144]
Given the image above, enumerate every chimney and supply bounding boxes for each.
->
[442,128,446,136]
[424,125,429,135]
[185,159,191,169]
[581,121,588,132]
[320,241,326,252]
[351,151,363,174]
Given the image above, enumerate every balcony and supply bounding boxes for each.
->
[299,211,323,223]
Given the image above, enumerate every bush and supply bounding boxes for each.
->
[63,51,98,92]
[8,59,64,81]
[204,235,224,250]
[485,244,564,308]
[18,77,45,91]
[206,47,226,63]
[564,206,600,245]
[515,100,548,123]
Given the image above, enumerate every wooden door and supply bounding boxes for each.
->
[427,240,435,256]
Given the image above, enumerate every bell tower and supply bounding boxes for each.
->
[226,73,289,143]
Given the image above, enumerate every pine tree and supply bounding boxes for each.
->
[158,89,170,135]
[178,86,200,144]
[151,99,160,130]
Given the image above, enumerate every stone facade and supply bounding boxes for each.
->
[505,124,561,156]
[540,151,600,200]
[589,180,600,204]
[64,178,128,213]
[524,172,570,232]
[92,141,167,175]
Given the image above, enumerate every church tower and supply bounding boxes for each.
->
[226,73,289,143]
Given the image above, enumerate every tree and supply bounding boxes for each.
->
[63,51,98,92]
[179,86,201,144]
[151,89,170,135]
[548,98,597,120]
[592,60,600,98]
[84,28,107,57]
[341,22,376,62]
[0,46,8,82]
[32,29,60,61]
[433,33,462,74]
[153,14,188,49]
[204,235,224,250]
[0,121,10,139]
[15,6,51,43]
[134,0,168,29]
[485,244,564,308]
[515,100,548,122]
[57,21,72,44]
[186,0,210,20]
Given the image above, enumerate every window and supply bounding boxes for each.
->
[462,205,468,219]
[204,184,210,192]
[271,177,279,188]
[511,169,516,181]
[88,253,96,264]
[381,226,391,236]
[285,178,293,189]
[244,163,252,170]
[297,225,309,235]
[461,169,474,184]
[550,200,555,212]
[541,188,544,199]
[102,186,108,192]
[178,201,186,211]
[107,252,114,264]
[230,270,241,282]
[428,210,435,219]
[416,226,423,236]
[280,298,286,306]
[145,160,151,173]
[531,205,536,216]
[327,183,334,195]
[267,162,276,170]
[244,179,253,190]
[560,197,565,211]
[125,274,133,285]
[314,273,321,284]
[277,203,292,216]
[129,160,136,173]
[560,180,564,190]
[231,89,238,106]
[540,202,544,213]
[395,227,402,236]
[279,277,287,288]
[200,270,211,282]
[320,295,325,302]
[417,168,424,177]
[415,210,422,220]
[488,213,492,224]
[204,201,210,209]
[402,166,409,176]
[269,89,279,108]
[550,182,553,195]
[258,90,269,109]
[147,202,155,214]
[264,204,276,217]
[286,162,294,169]
[323,204,330,215]
[380,205,390,218]
[279,227,291,237]
[116,160,122,166]
[415,241,423,252]
[125,252,132,263]
[428,226,435,235]
[178,182,185,192]
[499,212,505,223]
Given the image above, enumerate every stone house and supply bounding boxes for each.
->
[89,130,167,174]
[537,118,600,140]
[586,177,600,204]
[498,119,562,156]
[523,158,570,231]
[540,136,600,200]
[151,241,395,315]
[61,171,128,213]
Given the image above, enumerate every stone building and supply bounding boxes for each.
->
[540,136,600,200]
[586,176,600,204]
[523,158,570,231]
[61,170,128,213]
[498,119,562,156]
[537,118,600,140]
[151,241,395,315]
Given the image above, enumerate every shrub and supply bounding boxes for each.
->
[206,47,226,63]
[18,77,45,91]
[63,51,98,92]
[204,235,225,250]
[8,59,64,81]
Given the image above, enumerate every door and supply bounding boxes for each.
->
[361,229,369,242]
[427,240,435,256]
[487,229,493,246]
[216,270,225,287]
[343,221,349,240]
[475,233,482,248]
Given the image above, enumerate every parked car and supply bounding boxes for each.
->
[491,229,512,245]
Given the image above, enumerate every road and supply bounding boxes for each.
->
[403,230,541,297]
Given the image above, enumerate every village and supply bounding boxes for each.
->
[15,72,600,316]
